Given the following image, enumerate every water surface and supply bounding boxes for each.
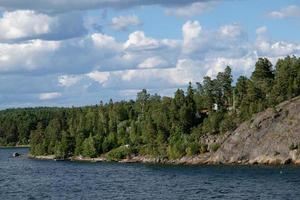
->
[1,148,300,199]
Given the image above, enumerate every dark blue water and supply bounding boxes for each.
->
[1,148,300,200]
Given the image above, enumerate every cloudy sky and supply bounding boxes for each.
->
[0,0,299,108]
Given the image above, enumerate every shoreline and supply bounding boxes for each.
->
[27,153,300,166]
[0,145,30,148]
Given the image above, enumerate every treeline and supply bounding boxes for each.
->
[1,56,300,160]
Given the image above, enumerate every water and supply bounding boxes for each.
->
[1,148,300,200]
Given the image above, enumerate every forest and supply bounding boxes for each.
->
[1,56,300,160]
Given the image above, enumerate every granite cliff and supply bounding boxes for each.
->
[208,96,300,164]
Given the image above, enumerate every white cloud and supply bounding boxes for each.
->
[204,53,258,78]
[218,24,243,39]
[110,15,141,31]
[39,92,62,100]
[256,40,300,57]
[58,75,82,87]
[138,56,168,69]
[182,20,202,54]
[91,33,121,50]
[87,71,110,85]
[182,20,202,44]
[0,39,60,72]
[124,31,160,51]
[165,1,218,17]
[268,5,300,19]
[0,10,54,40]
[0,10,86,41]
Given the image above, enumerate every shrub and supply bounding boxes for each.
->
[106,145,132,161]
[220,114,237,133]
[185,142,199,156]
[210,143,220,152]
[201,112,224,134]
[199,144,208,154]
[82,136,97,158]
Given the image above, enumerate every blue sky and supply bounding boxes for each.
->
[0,0,299,108]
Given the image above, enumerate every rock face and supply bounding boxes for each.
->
[209,96,300,164]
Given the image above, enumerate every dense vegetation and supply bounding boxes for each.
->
[1,56,300,160]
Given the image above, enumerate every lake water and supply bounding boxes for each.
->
[1,148,300,200]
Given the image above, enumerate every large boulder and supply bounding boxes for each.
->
[13,152,20,157]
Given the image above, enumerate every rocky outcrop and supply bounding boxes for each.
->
[208,96,300,165]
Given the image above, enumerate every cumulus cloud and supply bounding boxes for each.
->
[182,20,202,54]
[0,30,180,77]
[138,56,168,69]
[218,24,244,39]
[0,10,86,41]
[87,71,110,85]
[0,39,60,72]
[39,92,62,100]
[268,5,300,19]
[58,75,82,87]
[256,40,300,57]
[1,20,298,78]
[1,16,300,108]
[91,33,121,50]
[165,1,218,17]
[124,31,161,51]
[0,10,53,41]
[110,15,141,31]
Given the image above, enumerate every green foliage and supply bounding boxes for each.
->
[106,145,132,161]
[82,136,97,158]
[201,112,224,134]
[185,142,199,156]
[210,143,221,152]
[199,144,208,154]
[220,113,237,133]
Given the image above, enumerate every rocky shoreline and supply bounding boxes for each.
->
[28,150,300,165]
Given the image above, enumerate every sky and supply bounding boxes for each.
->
[0,0,300,109]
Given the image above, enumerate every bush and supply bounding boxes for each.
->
[199,143,208,154]
[167,143,186,159]
[185,142,199,156]
[106,145,132,161]
[82,136,97,158]
[201,112,224,134]
[210,143,220,152]
[220,114,237,133]
[54,142,66,159]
